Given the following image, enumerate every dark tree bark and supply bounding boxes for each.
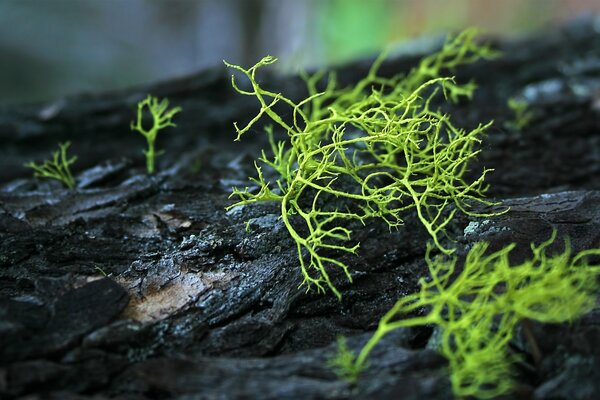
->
[1,19,600,400]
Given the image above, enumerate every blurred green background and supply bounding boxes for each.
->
[1,0,599,105]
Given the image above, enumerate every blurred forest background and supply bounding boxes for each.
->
[1,0,600,105]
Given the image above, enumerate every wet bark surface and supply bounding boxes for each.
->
[1,19,600,399]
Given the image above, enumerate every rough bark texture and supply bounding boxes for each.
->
[1,19,600,400]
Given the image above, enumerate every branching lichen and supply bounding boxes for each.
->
[130,95,181,174]
[225,29,502,298]
[24,141,77,189]
[342,231,600,398]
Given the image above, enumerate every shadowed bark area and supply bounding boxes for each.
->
[1,19,600,400]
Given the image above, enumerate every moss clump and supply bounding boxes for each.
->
[225,29,501,298]
[343,231,600,398]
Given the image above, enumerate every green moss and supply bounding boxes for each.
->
[328,336,363,383]
[130,95,181,174]
[343,231,600,398]
[505,97,533,131]
[225,29,502,299]
[25,141,77,189]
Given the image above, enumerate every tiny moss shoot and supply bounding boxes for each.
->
[328,336,363,383]
[505,97,533,131]
[25,141,77,188]
[226,29,503,299]
[94,264,108,277]
[340,231,600,398]
[130,95,182,174]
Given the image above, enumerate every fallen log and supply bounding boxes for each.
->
[1,18,600,400]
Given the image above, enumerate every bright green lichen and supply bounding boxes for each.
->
[130,95,181,174]
[342,231,600,398]
[225,30,502,299]
[25,141,77,189]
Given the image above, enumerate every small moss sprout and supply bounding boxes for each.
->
[328,336,363,383]
[505,97,533,131]
[130,95,181,174]
[25,141,77,188]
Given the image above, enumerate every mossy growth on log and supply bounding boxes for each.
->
[337,231,600,398]
[225,29,503,299]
